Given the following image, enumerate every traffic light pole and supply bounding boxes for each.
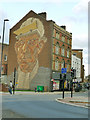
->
[71,78,73,98]
[63,74,64,99]
[71,68,74,98]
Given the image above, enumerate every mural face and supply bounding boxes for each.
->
[14,18,47,73]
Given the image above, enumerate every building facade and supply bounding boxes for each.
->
[72,54,81,82]
[7,10,72,91]
[0,43,9,83]
[72,49,84,82]
[52,24,72,90]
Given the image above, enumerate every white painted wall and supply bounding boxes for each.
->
[72,55,81,81]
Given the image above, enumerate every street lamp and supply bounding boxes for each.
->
[0,19,9,83]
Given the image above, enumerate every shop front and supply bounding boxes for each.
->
[52,71,71,91]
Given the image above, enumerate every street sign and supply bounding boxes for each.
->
[61,68,67,74]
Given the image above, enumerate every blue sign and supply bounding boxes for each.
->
[61,68,67,74]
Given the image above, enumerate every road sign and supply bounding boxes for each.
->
[61,68,67,74]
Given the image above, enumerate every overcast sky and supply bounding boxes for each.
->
[0,0,89,76]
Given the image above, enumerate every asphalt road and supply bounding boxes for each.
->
[2,92,88,118]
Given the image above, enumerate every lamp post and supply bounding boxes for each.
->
[62,60,65,99]
[0,19,9,83]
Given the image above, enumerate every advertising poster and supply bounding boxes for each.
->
[53,81,59,90]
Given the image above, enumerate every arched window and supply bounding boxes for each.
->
[67,47,70,58]
[56,32,59,39]
[55,57,59,70]
[61,45,65,56]
[62,36,65,42]
[67,39,70,44]
[55,42,59,55]
[67,50,69,58]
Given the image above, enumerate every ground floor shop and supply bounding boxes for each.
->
[52,79,71,91]
[51,71,71,91]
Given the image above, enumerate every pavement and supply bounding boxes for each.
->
[0,91,89,109]
[56,96,89,109]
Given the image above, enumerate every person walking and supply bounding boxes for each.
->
[9,81,13,95]
[35,87,37,92]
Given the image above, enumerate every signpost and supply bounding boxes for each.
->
[71,68,76,98]
[61,68,67,74]
[61,68,67,99]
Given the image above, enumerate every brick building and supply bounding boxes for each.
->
[0,43,8,75]
[72,49,84,82]
[0,43,9,83]
[7,10,72,91]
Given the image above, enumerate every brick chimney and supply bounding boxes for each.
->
[38,12,47,19]
[60,25,66,30]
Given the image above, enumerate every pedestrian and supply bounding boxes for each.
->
[9,81,12,95]
[35,87,37,92]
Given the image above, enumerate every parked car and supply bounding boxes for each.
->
[75,83,82,92]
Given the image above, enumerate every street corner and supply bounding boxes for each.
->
[55,97,89,109]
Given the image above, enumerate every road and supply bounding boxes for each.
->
[2,92,88,118]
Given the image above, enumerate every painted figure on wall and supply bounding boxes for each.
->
[13,18,47,89]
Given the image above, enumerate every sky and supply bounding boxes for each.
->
[0,0,89,76]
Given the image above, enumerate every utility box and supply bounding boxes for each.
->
[37,86,44,92]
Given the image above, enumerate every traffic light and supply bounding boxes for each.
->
[71,68,74,78]
[71,68,76,78]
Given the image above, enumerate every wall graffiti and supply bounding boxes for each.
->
[13,18,47,89]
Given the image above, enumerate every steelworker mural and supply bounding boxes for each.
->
[13,18,47,89]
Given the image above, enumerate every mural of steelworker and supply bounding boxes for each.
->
[14,18,47,89]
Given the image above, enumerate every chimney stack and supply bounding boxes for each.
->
[38,12,47,19]
[60,25,66,30]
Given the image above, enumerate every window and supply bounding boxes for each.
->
[68,39,70,44]
[62,36,65,42]
[56,32,59,39]
[56,46,59,54]
[67,50,69,58]
[55,42,59,54]
[4,55,7,61]
[55,61,59,70]
[61,48,64,56]
[55,57,59,70]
